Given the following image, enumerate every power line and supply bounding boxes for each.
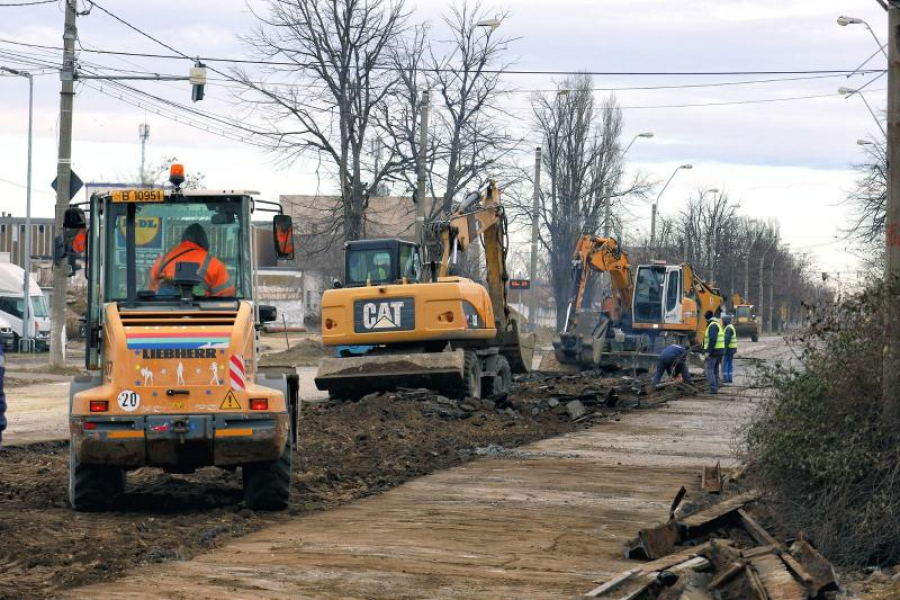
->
[0,0,57,6]
[0,37,885,77]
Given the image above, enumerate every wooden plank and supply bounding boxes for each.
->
[709,561,747,590]
[790,538,839,596]
[701,461,723,494]
[741,545,779,559]
[750,553,806,600]
[584,568,640,597]
[737,509,781,548]
[623,520,681,560]
[746,564,771,600]
[677,492,759,537]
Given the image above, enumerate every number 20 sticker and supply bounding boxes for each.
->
[117,389,141,412]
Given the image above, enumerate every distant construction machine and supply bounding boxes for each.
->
[315,180,534,400]
[731,293,760,342]
[553,234,725,370]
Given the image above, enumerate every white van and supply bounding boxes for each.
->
[0,261,50,351]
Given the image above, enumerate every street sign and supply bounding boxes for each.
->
[51,170,84,199]
[509,279,530,289]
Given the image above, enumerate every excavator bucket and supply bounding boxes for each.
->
[315,350,468,399]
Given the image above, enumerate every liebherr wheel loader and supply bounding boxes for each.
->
[553,235,725,371]
[59,164,300,511]
[314,180,534,400]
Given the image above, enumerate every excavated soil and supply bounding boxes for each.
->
[0,372,659,599]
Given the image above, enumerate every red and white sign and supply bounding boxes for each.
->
[229,354,246,391]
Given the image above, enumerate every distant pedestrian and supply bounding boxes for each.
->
[652,344,692,386]
[722,315,738,384]
[703,310,725,394]
[0,342,6,447]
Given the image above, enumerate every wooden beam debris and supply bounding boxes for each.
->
[701,461,723,494]
[678,492,759,537]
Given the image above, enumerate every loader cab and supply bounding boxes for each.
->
[344,239,421,287]
[633,264,686,325]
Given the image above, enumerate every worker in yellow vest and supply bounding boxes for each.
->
[702,310,726,394]
[722,315,738,384]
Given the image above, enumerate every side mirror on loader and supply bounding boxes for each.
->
[273,214,295,260]
[55,206,87,276]
[258,305,277,324]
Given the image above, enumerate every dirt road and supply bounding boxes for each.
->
[67,343,775,599]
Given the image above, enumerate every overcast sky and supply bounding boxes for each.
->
[0,0,889,282]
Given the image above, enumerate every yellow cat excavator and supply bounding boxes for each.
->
[553,234,725,370]
[314,181,534,400]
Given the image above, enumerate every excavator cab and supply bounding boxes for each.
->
[343,239,422,287]
[632,264,685,326]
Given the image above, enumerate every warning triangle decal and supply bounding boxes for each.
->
[220,390,242,410]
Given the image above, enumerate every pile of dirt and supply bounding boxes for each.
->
[261,337,330,366]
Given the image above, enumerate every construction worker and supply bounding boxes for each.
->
[652,343,692,387]
[149,224,235,297]
[703,310,725,394]
[722,314,738,384]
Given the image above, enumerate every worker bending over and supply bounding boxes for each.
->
[652,343,692,387]
[703,310,725,394]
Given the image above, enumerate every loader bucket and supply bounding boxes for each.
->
[315,349,467,399]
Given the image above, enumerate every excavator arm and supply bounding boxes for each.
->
[565,235,633,332]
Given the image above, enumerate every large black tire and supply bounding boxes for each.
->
[488,355,512,398]
[243,442,293,511]
[751,333,759,343]
[68,446,125,512]
[458,350,482,399]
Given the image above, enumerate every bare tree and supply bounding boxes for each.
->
[236,0,409,242]
[519,77,649,329]
[846,136,886,267]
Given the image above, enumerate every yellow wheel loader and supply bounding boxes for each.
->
[731,293,760,342]
[59,164,299,511]
[314,181,534,400]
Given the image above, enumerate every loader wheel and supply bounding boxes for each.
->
[489,356,512,398]
[751,333,759,343]
[68,446,125,512]
[459,350,482,399]
[243,441,293,511]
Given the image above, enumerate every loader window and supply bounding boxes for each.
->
[736,306,751,318]
[347,249,393,285]
[105,198,251,301]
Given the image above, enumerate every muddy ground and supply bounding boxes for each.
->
[0,372,665,600]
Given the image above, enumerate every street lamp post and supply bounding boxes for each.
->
[839,87,886,137]
[650,164,692,254]
[604,132,653,237]
[1,66,34,352]
[837,16,888,59]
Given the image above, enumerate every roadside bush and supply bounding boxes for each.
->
[744,278,900,566]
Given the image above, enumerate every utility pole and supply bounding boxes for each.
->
[415,90,430,261]
[138,121,150,184]
[529,147,542,328]
[885,2,900,427]
[50,0,77,368]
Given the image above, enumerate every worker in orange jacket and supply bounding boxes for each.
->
[149,224,235,297]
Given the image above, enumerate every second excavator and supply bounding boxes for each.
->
[553,235,725,370]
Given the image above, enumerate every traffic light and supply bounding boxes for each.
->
[190,61,207,102]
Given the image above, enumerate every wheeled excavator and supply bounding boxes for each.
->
[553,235,725,370]
[314,180,534,400]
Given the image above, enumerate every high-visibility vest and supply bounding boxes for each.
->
[704,319,726,351]
[725,324,738,349]
[150,241,235,297]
